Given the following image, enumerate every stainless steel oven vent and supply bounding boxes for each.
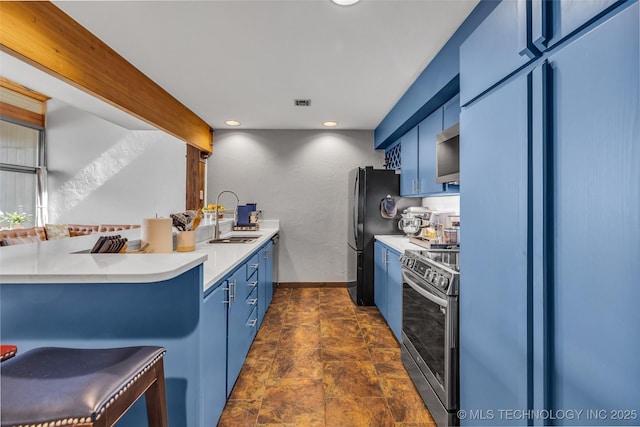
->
[294,99,311,106]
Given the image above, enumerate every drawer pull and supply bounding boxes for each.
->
[248,298,258,306]
[249,281,258,288]
[248,319,257,328]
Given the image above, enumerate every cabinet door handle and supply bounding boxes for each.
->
[249,281,258,288]
[223,287,231,305]
[517,0,540,59]
[248,298,258,306]
[264,249,270,259]
[231,280,236,301]
[531,0,549,52]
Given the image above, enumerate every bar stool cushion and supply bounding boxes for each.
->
[0,345,17,362]
[0,346,165,426]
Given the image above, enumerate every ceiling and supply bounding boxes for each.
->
[47,0,478,131]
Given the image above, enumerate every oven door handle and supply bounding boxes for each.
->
[403,271,448,308]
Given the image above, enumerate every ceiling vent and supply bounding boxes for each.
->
[294,99,311,107]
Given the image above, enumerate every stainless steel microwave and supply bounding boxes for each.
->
[436,123,460,184]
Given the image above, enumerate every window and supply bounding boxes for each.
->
[0,78,49,228]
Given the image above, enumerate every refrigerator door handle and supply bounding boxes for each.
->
[353,171,359,246]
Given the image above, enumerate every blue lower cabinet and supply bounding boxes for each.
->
[202,283,228,425]
[374,242,388,319]
[374,241,403,342]
[264,243,274,306]
[226,269,253,394]
[385,249,402,342]
[258,241,274,326]
[0,266,205,427]
[226,241,275,398]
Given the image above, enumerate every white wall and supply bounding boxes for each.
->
[46,99,186,224]
[422,195,460,213]
[207,130,384,283]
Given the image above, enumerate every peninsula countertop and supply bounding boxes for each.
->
[0,220,279,288]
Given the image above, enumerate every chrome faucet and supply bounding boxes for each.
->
[214,190,239,239]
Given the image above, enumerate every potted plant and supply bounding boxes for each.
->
[1,211,32,229]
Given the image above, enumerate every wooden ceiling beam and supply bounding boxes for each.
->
[0,1,213,153]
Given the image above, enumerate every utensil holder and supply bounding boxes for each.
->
[176,230,196,252]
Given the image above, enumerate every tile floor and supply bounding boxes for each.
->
[218,287,436,427]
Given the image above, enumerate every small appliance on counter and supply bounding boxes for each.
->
[398,207,432,237]
[233,202,260,231]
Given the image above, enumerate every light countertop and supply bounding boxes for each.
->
[0,220,279,290]
[375,234,425,254]
[195,221,279,292]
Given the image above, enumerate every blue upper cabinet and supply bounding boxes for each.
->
[400,126,419,196]
[532,0,621,51]
[460,0,625,105]
[417,108,444,195]
[460,0,537,105]
[401,99,461,197]
[442,93,460,130]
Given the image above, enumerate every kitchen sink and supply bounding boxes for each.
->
[208,235,261,244]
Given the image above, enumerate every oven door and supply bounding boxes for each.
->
[402,269,458,411]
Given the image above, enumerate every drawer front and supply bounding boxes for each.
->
[239,273,258,302]
[246,253,260,280]
[245,286,259,316]
[237,286,258,321]
[246,305,259,342]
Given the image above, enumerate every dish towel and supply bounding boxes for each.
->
[380,195,397,219]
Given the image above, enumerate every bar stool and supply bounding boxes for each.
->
[0,346,168,427]
[0,345,17,362]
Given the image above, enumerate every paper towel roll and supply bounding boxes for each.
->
[141,218,173,253]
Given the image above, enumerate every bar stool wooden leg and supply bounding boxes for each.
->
[145,358,169,427]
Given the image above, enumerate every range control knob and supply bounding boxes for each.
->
[440,276,449,288]
[435,275,444,287]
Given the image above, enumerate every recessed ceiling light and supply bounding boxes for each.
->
[323,121,339,127]
[225,120,241,126]
[332,0,360,5]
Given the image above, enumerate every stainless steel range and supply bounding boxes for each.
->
[400,249,460,427]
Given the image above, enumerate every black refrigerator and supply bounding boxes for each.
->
[347,167,418,305]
